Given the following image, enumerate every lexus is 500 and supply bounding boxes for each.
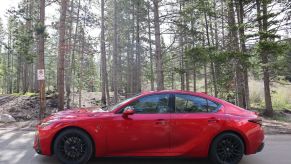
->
[34,90,264,164]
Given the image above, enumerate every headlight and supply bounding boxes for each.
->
[40,121,55,128]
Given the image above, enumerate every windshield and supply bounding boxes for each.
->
[106,94,139,111]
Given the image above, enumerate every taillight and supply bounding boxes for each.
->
[248,118,262,126]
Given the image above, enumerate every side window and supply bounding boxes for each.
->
[128,94,170,114]
[207,100,219,112]
[175,94,220,113]
[175,94,208,113]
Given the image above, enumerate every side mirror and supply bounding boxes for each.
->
[123,106,135,116]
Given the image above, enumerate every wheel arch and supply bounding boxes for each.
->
[209,130,248,155]
[51,126,96,155]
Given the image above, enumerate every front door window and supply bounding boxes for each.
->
[130,94,170,113]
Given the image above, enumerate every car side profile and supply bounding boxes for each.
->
[34,90,264,164]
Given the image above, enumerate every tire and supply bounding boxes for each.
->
[209,133,244,164]
[53,128,93,164]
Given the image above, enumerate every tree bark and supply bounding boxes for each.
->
[212,0,219,97]
[221,0,225,48]
[100,0,109,105]
[112,0,119,102]
[193,67,197,92]
[256,0,273,116]
[79,28,85,108]
[179,3,185,91]
[135,0,142,93]
[228,0,244,107]
[57,0,68,111]
[237,0,250,109]
[38,0,46,119]
[70,0,81,106]
[129,2,135,95]
[65,0,74,109]
[147,1,154,91]
[153,0,164,90]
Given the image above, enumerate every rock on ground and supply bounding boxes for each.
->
[0,114,16,123]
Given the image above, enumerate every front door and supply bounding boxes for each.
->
[107,94,171,155]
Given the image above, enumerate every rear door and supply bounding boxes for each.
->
[170,94,224,153]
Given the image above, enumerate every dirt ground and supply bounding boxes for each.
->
[263,118,291,134]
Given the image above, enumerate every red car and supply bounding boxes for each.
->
[34,90,264,164]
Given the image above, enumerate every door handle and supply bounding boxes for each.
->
[155,119,167,125]
[208,117,219,123]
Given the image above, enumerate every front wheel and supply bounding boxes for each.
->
[209,133,244,164]
[53,128,93,164]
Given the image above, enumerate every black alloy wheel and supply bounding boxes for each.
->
[54,128,93,164]
[210,133,244,164]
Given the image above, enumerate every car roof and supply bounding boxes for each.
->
[140,90,208,96]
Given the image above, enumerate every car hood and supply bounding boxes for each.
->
[41,107,110,123]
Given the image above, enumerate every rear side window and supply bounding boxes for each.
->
[175,94,220,113]
[207,100,219,112]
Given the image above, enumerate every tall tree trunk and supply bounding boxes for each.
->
[28,63,34,92]
[228,0,244,107]
[237,0,250,109]
[147,2,154,91]
[130,2,135,95]
[202,26,208,94]
[212,0,219,97]
[204,8,211,94]
[7,27,12,94]
[79,28,85,108]
[221,0,225,48]
[100,0,109,105]
[262,0,273,116]
[193,67,197,92]
[23,63,28,93]
[70,0,81,106]
[126,19,132,97]
[204,63,208,93]
[185,68,190,91]
[204,1,217,96]
[185,45,190,91]
[78,3,89,107]
[16,54,21,93]
[112,0,119,102]
[38,0,46,119]
[126,30,131,97]
[136,0,142,93]
[57,0,68,111]
[153,0,164,90]
[65,0,74,109]
[256,0,273,116]
[179,3,185,91]
[23,0,29,93]
[191,12,197,92]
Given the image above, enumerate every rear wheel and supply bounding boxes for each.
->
[53,128,93,164]
[210,133,244,164]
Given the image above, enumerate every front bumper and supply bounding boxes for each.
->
[33,131,42,154]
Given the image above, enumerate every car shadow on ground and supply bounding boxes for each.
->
[89,157,211,164]
[37,155,211,164]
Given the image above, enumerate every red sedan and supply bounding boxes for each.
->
[34,90,264,164]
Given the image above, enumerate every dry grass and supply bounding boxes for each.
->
[249,79,291,110]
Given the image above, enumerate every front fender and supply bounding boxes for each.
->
[37,119,106,156]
